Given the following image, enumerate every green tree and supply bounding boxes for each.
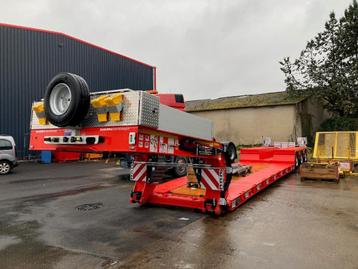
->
[280,0,358,117]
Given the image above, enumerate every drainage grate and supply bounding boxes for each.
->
[76,202,103,211]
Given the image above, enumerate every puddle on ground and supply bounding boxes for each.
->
[0,235,21,251]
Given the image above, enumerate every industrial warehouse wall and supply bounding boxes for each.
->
[189,105,299,145]
[0,25,154,158]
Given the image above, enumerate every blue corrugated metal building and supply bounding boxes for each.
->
[0,23,156,158]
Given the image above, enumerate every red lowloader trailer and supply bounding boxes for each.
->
[29,73,306,215]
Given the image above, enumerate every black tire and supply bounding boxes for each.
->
[295,153,300,170]
[303,150,308,162]
[0,160,11,175]
[44,73,90,127]
[173,157,187,177]
[300,152,304,164]
[223,142,237,165]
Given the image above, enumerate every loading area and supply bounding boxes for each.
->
[130,146,306,214]
[0,161,357,269]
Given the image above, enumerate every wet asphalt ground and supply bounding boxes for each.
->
[0,161,357,269]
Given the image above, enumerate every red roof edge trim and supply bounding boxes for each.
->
[0,22,155,69]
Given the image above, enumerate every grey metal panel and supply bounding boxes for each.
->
[0,25,154,157]
[158,105,213,141]
[138,92,160,128]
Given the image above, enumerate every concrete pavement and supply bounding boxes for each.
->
[0,161,357,269]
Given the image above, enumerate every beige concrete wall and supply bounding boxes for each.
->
[190,105,297,145]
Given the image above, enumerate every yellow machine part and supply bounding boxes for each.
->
[106,93,123,122]
[90,93,123,122]
[84,153,103,160]
[32,102,47,125]
[32,102,45,113]
[91,95,108,108]
[96,113,108,122]
[37,118,47,125]
[104,93,123,106]
[109,112,121,122]
[313,131,358,161]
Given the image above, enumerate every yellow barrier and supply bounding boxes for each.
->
[313,131,358,161]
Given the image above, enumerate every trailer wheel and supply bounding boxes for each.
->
[295,153,300,170]
[173,157,187,177]
[44,73,90,127]
[223,142,237,165]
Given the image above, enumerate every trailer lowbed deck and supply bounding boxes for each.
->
[226,161,294,211]
[130,146,304,214]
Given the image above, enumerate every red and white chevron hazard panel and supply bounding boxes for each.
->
[201,168,224,191]
[131,163,147,182]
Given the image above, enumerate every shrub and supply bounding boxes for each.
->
[319,117,358,131]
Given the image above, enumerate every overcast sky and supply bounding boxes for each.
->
[0,0,353,100]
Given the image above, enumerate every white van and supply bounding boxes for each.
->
[0,135,18,175]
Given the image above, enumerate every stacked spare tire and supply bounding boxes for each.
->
[44,73,90,127]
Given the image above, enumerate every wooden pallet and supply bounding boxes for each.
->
[300,162,340,183]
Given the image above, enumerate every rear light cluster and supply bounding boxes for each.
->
[44,136,102,145]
